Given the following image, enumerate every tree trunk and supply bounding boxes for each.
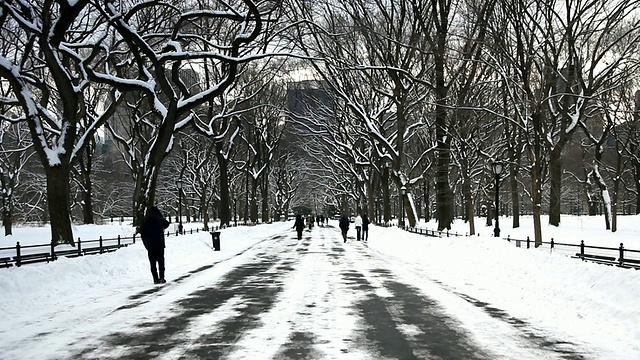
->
[132,167,161,229]
[510,164,520,228]
[3,208,12,236]
[261,174,270,224]
[82,185,94,225]
[434,6,454,231]
[548,149,562,226]
[461,171,475,235]
[217,149,231,226]
[635,163,640,214]
[133,181,145,228]
[530,111,544,248]
[486,200,492,227]
[424,181,430,222]
[383,167,390,223]
[244,169,250,223]
[47,166,74,246]
[367,177,375,221]
[404,192,417,227]
[80,144,95,224]
[611,189,618,233]
[531,170,543,248]
[202,194,210,231]
[250,178,259,223]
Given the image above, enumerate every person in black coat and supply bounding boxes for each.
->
[362,214,370,242]
[293,214,305,240]
[339,214,350,243]
[140,206,170,284]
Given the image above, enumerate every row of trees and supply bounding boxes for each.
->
[283,0,640,247]
[0,0,294,245]
[2,0,640,248]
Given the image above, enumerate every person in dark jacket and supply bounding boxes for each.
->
[140,206,170,284]
[339,214,350,243]
[362,214,370,242]
[293,214,305,240]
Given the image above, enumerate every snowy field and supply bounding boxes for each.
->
[0,214,638,359]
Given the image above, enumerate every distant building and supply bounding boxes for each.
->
[283,80,334,157]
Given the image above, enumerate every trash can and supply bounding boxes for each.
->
[211,231,221,251]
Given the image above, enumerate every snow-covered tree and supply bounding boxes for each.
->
[86,0,281,226]
[0,1,122,244]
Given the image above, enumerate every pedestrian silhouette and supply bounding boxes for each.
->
[362,214,370,241]
[140,206,170,284]
[339,214,350,243]
[354,214,363,241]
[293,214,305,240]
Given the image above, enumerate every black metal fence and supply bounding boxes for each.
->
[0,225,225,269]
[502,235,640,269]
[396,224,640,270]
[400,225,467,238]
[0,234,137,268]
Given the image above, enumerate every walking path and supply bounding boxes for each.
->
[64,225,586,359]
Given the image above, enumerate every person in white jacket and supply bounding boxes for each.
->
[354,214,363,241]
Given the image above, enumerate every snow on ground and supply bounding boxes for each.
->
[0,215,638,359]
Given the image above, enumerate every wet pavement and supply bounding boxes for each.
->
[69,225,588,360]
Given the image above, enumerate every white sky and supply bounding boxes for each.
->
[0,215,638,359]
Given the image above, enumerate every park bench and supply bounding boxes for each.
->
[15,253,51,266]
[0,256,13,268]
[53,249,82,259]
[573,253,616,266]
[618,258,640,270]
[82,244,126,256]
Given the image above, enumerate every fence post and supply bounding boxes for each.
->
[580,240,585,256]
[550,238,554,253]
[132,232,136,244]
[526,236,530,249]
[619,243,624,266]
[51,240,56,261]
[16,241,21,267]
[78,238,82,256]
[507,235,510,242]
[99,236,103,254]
[118,235,121,248]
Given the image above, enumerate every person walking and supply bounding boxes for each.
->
[362,214,370,242]
[339,214,350,243]
[354,214,363,241]
[140,206,170,284]
[294,214,305,240]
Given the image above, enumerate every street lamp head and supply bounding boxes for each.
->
[492,160,503,176]
[177,179,183,189]
[400,186,407,195]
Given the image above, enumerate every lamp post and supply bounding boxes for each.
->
[400,186,407,228]
[177,179,183,234]
[492,160,503,237]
